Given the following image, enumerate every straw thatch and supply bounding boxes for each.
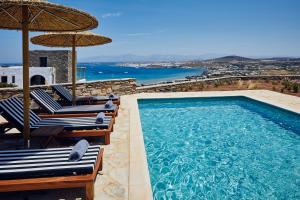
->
[31,31,112,47]
[0,0,98,31]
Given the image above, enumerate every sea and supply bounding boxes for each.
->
[78,63,204,85]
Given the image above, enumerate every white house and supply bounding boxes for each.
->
[0,66,56,88]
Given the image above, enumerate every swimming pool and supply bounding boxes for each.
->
[138,97,300,199]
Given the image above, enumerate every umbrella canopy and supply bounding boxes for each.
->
[0,0,98,31]
[31,31,112,47]
[31,32,112,105]
[0,0,98,148]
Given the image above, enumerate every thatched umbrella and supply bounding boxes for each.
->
[31,32,112,105]
[0,0,98,147]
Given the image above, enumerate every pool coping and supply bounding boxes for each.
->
[128,90,300,200]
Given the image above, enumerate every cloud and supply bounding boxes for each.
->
[101,12,122,18]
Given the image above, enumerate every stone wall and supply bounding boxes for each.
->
[30,50,72,83]
[137,75,300,93]
[0,75,299,100]
[0,78,136,100]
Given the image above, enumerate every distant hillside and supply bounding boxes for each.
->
[206,56,258,62]
[79,53,225,62]
[261,57,300,62]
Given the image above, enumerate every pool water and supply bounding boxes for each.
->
[138,97,300,199]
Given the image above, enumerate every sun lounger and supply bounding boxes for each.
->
[0,145,104,200]
[30,89,118,118]
[52,84,120,105]
[0,97,113,144]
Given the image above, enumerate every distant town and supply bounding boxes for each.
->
[119,55,300,80]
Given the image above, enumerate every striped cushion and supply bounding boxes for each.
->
[0,97,41,130]
[34,116,112,130]
[0,97,112,132]
[87,95,120,101]
[52,85,73,102]
[31,89,63,114]
[31,89,117,114]
[53,85,120,103]
[0,145,101,180]
[55,104,118,114]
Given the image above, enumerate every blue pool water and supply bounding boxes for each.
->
[78,63,203,84]
[138,97,300,199]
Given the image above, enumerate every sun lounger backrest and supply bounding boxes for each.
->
[0,97,41,131]
[0,145,101,180]
[31,89,63,114]
[52,85,73,102]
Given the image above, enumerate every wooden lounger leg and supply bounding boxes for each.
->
[86,182,94,200]
[104,133,110,145]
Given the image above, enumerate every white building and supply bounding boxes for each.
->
[0,66,56,88]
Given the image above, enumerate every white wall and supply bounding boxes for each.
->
[0,66,56,88]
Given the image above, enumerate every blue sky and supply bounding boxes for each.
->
[0,0,300,62]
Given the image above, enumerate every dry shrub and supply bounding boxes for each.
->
[237,80,244,89]
[247,80,257,89]
[198,82,204,90]
[225,79,233,85]
[214,80,220,88]
[292,82,299,93]
[247,82,257,89]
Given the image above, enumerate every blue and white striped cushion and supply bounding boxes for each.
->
[33,116,112,130]
[0,145,101,180]
[31,89,63,114]
[53,85,120,102]
[0,97,113,132]
[0,97,41,129]
[55,104,117,114]
[52,85,73,102]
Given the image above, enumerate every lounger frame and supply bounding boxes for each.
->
[36,115,114,145]
[31,89,119,118]
[37,108,118,119]
[57,120,114,145]
[0,148,104,200]
[0,97,114,145]
[52,85,121,106]
[59,97,121,106]
[37,110,117,125]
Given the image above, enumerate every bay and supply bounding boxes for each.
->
[79,63,204,85]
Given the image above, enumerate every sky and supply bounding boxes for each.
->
[0,0,300,62]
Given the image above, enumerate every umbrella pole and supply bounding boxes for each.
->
[22,5,30,148]
[72,36,76,106]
